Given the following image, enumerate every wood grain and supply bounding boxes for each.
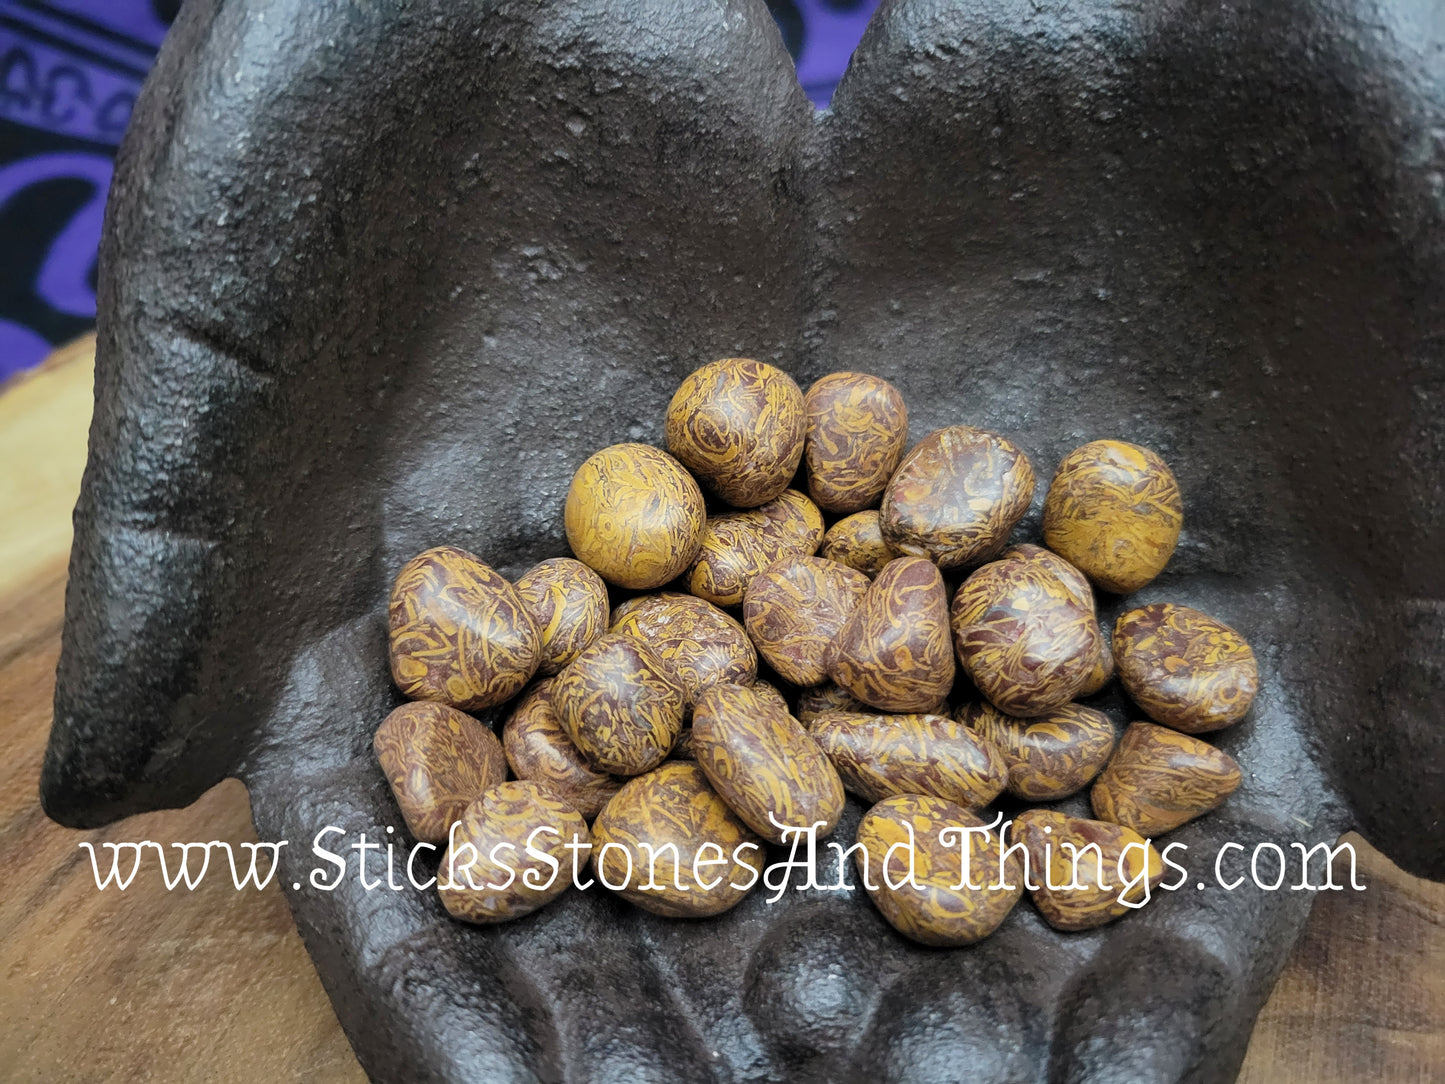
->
[1,339,1439,1081]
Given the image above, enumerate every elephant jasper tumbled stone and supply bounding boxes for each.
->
[802,371,909,513]
[687,489,825,607]
[1010,809,1164,931]
[810,711,1007,809]
[590,762,764,917]
[373,701,507,843]
[879,425,1036,569]
[514,557,610,676]
[1001,542,1115,696]
[951,556,1103,717]
[960,701,1116,802]
[795,682,867,727]
[552,633,685,775]
[665,357,805,508]
[388,545,542,711]
[1114,603,1260,733]
[743,556,871,686]
[1092,721,1243,835]
[609,591,757,705]
[437,781,589,925]
[855,795,1023,947]
[1043,440,1183,594]
[820,509,899,578]
[828,556,956,712]
[692,682,845,844]
[501,679,623,820]
[564,442,707,589]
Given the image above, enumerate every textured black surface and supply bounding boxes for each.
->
[40,1,1445,1081]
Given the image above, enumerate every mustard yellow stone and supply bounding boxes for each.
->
[819,509,899,578]
[686,489,825,607]
[1010,809,1164,931]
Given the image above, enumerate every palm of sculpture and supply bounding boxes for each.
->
[40,0,1444,1080]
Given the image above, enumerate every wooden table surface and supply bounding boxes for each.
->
[2,339,1441,1082]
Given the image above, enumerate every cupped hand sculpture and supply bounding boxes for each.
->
[40,0,1445,1080]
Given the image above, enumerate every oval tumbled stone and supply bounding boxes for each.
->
[1010,809,1164,931]
[827,556,956,713]
[820,509,899,578]
[879,426,1036,569]
[803,371,909,514]
[1091,721,1243,835]
[591,762,764,917]
[960,701,1116,802]
[388,545,541,711]
[374,701,507,843]
[609,591,757,705]
[501,679,623,820]
[687,489,825,607]
[438,781,589,924]
[552,633,685,775]
[1113,603,1259,733]
[855,795,1023,947]
[950,556,1102,717]
[514,557,610,676]
[810,712,1006,809]
[743,556,871,686]
[692,682,845,844]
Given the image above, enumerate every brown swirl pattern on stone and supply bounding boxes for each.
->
[960,701,1116,801]
[820,509,899,578]
[687,489,825,607]
[742,556,871,686]
[1001,543,1114,696]
[564,442,706,590]
[388,545,541,711]
[501,679,623,819]
[828,556,956,712]
[879,426,1036,569]
[855,795,1023,947]
[664,357,806,508]
[810,711,1006,808]
[1010,809,1164,931]
[374,701,507,843]
[514,557,609,676]
[591,762,764,917]
[1113,603,1259,733]
[551,633,685,775]
[438,782,589,925]
[950,557,1103,717]
[802,371,909,514]
[692,682,845,844]
[609,591,757,705]
[1091,721,1243,835]
[1042,440,1183,594]
[796,682,868,728]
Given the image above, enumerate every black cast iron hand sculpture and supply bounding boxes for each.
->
[40,0,1445,1080]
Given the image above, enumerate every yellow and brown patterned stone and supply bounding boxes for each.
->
[438,782,589,925]
[810,711,1006,808]
[1010,809,1164,931]
[609,591,757,706]
[687,489,825,607]
[1079,629,1115,696]
[879,426,1036,569]
[692,682,845,844]
[796,682,868,728]
[664,357,806,508]
[828,556,956,712]
[388,546,541,711]
[742,556,871,686]
[1113,603,1259,733]
[501,679,623,819]
[590,762,764,917]
[802,371,909,514]
[950,556,1103,717]
[820,509,899,578]
[514,557,610,676]
[960,701,1116,801]
[551,633,685,776]
[1043,440,1183,594]
[374,701,507,843]
[1091,721,1243,835]
[564,442,707,590]
[855,795,1023,947]
[1001,543,1114,696]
